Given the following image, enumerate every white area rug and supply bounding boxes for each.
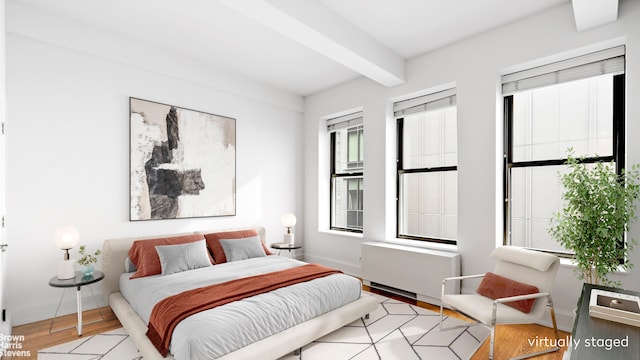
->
[38,292,489,360]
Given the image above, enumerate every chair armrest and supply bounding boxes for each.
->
[441,273,485,297]
[442,273,485,284]
[494,292,549,304]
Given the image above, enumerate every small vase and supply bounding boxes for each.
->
[81,264,95,277]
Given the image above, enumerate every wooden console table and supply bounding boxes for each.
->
[570,283,640,359]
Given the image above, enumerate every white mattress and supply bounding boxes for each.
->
[119,256,361,360]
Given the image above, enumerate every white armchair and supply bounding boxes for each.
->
[440,246,561,359]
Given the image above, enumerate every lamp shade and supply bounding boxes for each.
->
[281,213,297,228]
[54,225,80,250]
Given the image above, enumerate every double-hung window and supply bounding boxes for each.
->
[395,89,457,245]
[328,112,363,232]
[503,46,625,254]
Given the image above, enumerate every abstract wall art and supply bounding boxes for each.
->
[130,97,236,220]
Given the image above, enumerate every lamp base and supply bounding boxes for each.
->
[58,259,76,280]
[283,234,294,245]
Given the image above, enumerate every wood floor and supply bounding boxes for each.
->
[8,307,122,360]
[9,291,569,360]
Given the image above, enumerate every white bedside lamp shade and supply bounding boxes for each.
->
[281,213,296,245]
[54,226,80,279]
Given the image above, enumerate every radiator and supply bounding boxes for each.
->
[361,241,460,305]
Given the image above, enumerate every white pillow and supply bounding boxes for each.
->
[219,236,266,262]
[155,239,212,275]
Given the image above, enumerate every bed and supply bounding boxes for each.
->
[102,226,378,360]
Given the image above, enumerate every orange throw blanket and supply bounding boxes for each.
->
[146,263,342,356]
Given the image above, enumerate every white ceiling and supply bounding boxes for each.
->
[10,0,618,96]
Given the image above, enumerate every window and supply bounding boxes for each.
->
[328,112,363,232]
[395,89,457,244]
[503,46,625,254]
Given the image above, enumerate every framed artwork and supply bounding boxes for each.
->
[129,97,236,220]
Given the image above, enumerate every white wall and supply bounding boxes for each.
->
[5,5,304,325]
[303,1,640,331]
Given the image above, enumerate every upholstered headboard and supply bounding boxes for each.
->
[101,226,267,304]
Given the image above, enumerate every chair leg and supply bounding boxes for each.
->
[509,296,561,360]
[548,297,560,345]
[489,325,495,360]
[439,303,445,330]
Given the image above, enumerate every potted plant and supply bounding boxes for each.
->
[548,150,640,287]
[77,245,101,277]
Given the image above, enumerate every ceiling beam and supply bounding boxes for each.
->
[572,0,618,31]
[216,0,405,87]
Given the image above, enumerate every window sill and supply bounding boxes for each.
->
[319,229,364,239]
[559,257,630,274]
[559,257,575,267]
[385,237,458,253]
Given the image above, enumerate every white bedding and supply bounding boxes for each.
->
[119,256,362,360]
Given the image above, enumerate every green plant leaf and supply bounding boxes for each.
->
[548,149,640,287]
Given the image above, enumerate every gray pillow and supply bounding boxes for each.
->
[124,257,137,273]
[219,236,266,262]
[155,239,212,275]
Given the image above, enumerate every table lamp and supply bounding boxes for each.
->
[281,213,296,245]
[54,225,80,279]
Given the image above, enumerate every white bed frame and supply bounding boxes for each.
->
[102,227,379,360]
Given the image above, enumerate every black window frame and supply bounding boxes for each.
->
[396,117,457,245]
[503,73,626,257]
[330,127,364,233]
